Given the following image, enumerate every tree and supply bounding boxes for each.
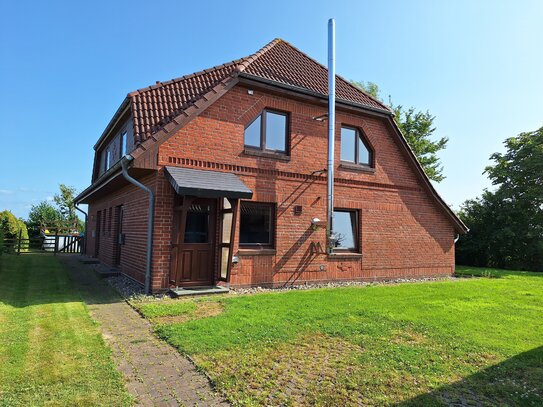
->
[485,128,543,207]
[351,80,381,101]
[0,210,29,252]
[25,185,84,236]
[53,184,84,233]
[351,80,448,182]
[393,105,448,182]
[27,201,62,236]
[456,127,543,272]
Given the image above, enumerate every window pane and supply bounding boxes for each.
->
[106,149,112,169]
[121,131,127,156]
[341,128,356,162]
[220,247,230,279]
[240,203,273,245]
[265,112,286,151]
[221,212,233,244]
[244,115,261,147]
[358,135,370,165]
[332,210,357,250]
[184,204,210,243]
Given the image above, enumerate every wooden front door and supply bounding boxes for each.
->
[173,198,216,287]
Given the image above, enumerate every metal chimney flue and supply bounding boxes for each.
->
[326,18,336,254]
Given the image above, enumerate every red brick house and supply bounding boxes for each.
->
[75,39,467,294]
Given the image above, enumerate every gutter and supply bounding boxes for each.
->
[238,73,392,117]
[74,159,125,203]
[120,155,155,295]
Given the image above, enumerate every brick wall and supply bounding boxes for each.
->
[86,174,156,285]
[152,84,456,288]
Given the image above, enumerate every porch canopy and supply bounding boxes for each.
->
[164,166,253,199]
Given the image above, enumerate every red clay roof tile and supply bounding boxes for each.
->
[127,39,389,143]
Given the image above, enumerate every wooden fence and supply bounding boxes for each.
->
[1,231,84,255]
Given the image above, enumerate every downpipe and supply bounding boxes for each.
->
[121,155,155,295]
[74,205,88,254]
[326,18,336,254]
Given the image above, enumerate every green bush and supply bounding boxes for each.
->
[0,227,4,254]
[0,210,29,253]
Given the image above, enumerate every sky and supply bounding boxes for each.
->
[1,0,542,219]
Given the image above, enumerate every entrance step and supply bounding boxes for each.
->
[169,285,229,298]
[94,267,120,278]
[80,258,100,265]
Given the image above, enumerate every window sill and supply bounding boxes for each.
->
[340,162,375,174]
[238,248,276,256]
[242,148,290,162]
[328,252,363,259]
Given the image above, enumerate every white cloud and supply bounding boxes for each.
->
[0,189,13,194]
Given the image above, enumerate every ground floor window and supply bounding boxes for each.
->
[332,209,359,252]
[239,202,274,248]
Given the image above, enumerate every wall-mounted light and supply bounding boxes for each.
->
[312,113,328,122]
[311,218,326,231]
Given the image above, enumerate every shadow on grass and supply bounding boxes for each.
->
[396,346,543,406]
[0,254,123,308]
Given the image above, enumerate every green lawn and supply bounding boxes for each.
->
[133,266,543,406]
[0,255,131,406]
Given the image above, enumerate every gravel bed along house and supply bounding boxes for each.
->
[104,268,460,300]
[229,276,460,295]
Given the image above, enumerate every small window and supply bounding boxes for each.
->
[340,126,372,166]
[239,202,274,247]
[120,131,127,157]
[332,209,359,252]
[244,109,288,153]
[104,147,112,171]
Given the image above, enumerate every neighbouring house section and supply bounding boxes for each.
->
[75,39,467,293]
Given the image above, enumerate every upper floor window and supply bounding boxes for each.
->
[120,131,127,157]
[340,126,373,167]
[104,147,112,171]
[244,109,288,153]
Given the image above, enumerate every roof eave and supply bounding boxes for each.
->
[238,73,393,116]
[74,156,131,204]
[93,97,132,151]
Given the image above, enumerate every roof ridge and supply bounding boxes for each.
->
[235,38,283,73]
[127,39,283,98]
[127,37,388,111]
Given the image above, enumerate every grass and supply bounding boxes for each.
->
[0,255,132,406]
[132,265,543,406]
[136,300,197,319]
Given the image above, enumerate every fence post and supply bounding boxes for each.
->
[54,233,59,256]
[17,229,22,255]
